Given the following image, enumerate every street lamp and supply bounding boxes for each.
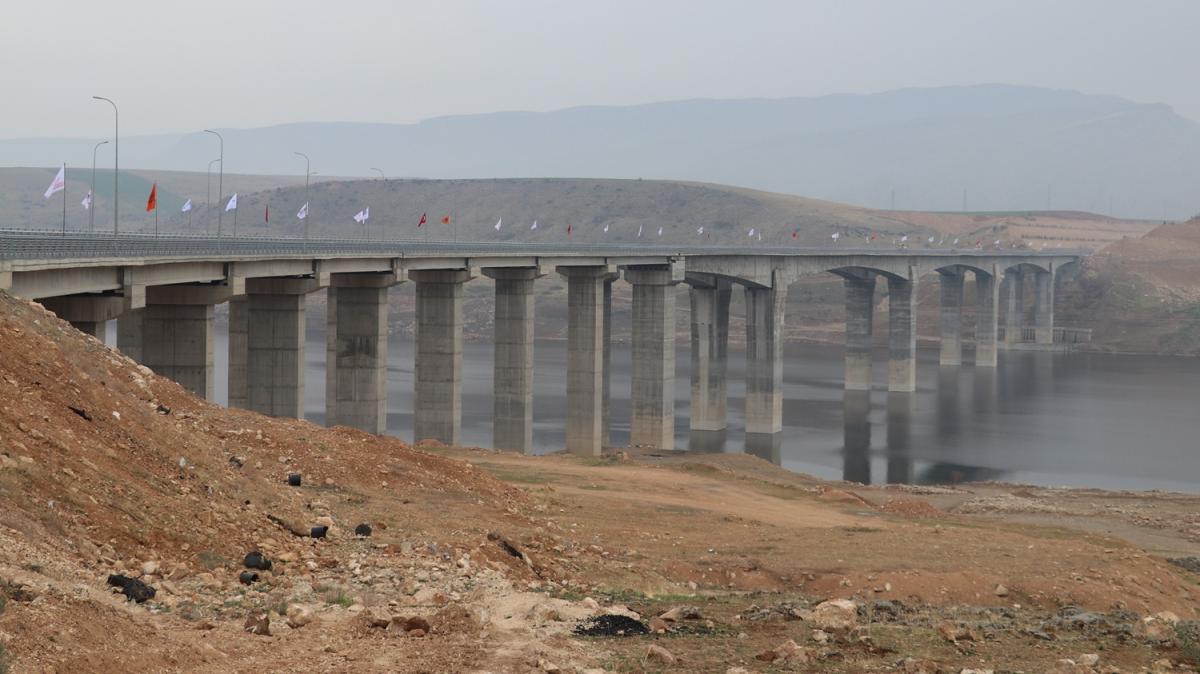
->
[294,152,310,241]
[90,140,109,233]
[92,96,118,235]
[206,158,221,233]
[370,167,384,180]
[203,129,224,236]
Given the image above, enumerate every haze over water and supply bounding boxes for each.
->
[118,321,1197,494]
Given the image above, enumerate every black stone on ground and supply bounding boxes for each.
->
[106,574,156,603]
[243,552,273,570]
[310,526,328,539]
[355,523,372,537]
[239,571,259,585]
[574,614,649,637]
[287,473,302,486]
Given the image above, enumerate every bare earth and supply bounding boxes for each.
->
[1,292,1199,673]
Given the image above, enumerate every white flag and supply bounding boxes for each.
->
[953,238,959,245]
[225,193,238,211]
[657,226,663,236]
[364,207,369,221]
[831,232,840,240]
[353,208,367,224]
[637,224,643,237]
[180,198,192,213]
[900,234,908,242]
[994,239,1001,246]
[296,202,308,220]
[603,223,609,233]
[81,191,92,210]
[928,236,935,243]
[531,219,538,230]
[44,164,65,199]
[697,226,704,235]
[494,217,502,231]
[748,228,756,237]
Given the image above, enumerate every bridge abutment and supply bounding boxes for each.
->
[41,295,123,343]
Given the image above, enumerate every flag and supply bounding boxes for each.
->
[747,228,755,237]
[831,232,840,241]
[441,214,450,225]
[81,191,92,210]
[870,234,878,241]
[603,223,609,233]
[494,217,502,231]
[225,193,238,211]
[792,228,798,239]
[181,198,192,213]
[953,238,959,245]
[418,212,427,227]
[364,207,369,221]
[264,204,269,222]
[44,164,65,199]
[657,226,663,236]
[531,219,538,230]
[928,236,934,243]
[900,234,908,242]
[697,226,704,235]
[637,224,643,237]
[145,182,157,212]
[296,202,308,220]
[353,208,368,224]
[567,223,572,235]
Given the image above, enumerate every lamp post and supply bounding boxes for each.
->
[92,96,118,236]
[203,130,224,236]
[89,140,108,233]
[370,167,384,180]
[206,158,221,233]
[294,152,310,241]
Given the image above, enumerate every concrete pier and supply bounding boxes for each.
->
[559,266,613,456]
[484,268,540,453]
[744,282,786,439]
[887,276,918,392]
[42,295,123,342]
[938,270,964,365]
[1034,268,1055,345]
[410,269,472,446]
[1004,268,1025,346]
[625,267,677,449]
[117,309,144,363]
[843,274,876,390]
[245,278,321,418]
[325,274,394,434]
[601,273,617,448]
[227,297,248,409]
[687,276,731,432]
[138,285,234,401]
[975,271,1000,367]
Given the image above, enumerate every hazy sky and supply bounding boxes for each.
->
[4,0,1198,138]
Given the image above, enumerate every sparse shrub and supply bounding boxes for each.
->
[1177,620,1200,664]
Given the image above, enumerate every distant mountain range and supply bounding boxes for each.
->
[3,84,1199,220]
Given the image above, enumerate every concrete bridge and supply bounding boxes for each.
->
[0,230,1083,455]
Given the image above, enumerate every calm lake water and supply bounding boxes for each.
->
[119,322,1196,493]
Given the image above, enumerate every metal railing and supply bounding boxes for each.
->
[0,228,1087,262]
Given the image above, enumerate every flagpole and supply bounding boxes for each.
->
[62,163,67,235]
[90,140,107,233]
[204,130,224,238]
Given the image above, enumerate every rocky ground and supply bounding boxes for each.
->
[2,291,1200,673]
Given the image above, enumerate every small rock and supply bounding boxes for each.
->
[243,552,272,571]
[994,584,1009,597]
[140,560,160,576]
[648,616,669,633]
[755,638,809,664]
[811,629,830,644]
[286,604,316,628]
[1077,654,1100,667]
[645,644,675,665]
[106,574,156,603]
[810,598,858,631]
[238,571,259,585]
[361,610,390,629]
[243,610,271,636]
[354,523,372,537]
[581,597,600,610]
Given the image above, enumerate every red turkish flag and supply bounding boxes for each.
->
[418,212,427,227]
[441,215,450,225]
[145,182,157,212]
[566,223,572,236]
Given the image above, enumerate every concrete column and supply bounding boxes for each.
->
[1033,268,1055,345]
[975,271,1000,367]
[688,277,731,432]
[409,269,472,446]
[558,266,613,456]
[42,294,124,344]
[938,270,964,366]
[484,268,540,453]
[885,392,914,484]
[245,278,321,418]
[1004,268,1025,345]
[325,274,394,434]
[228,297,248,409]
[887,276,918,393]
[601,273,617,448]
[131,285,235,401]
[117,309,144,363]
[744,283,786,438]
[842,389,871,484]
[843,274,875,390]
[625,267,677,449]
